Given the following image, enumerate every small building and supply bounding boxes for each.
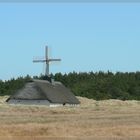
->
[6,46,80,106]
[6,79,80,106]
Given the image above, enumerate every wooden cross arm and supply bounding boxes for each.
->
[48,59,61,62]
[33,60,46,63]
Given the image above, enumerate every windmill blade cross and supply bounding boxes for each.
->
[33,45,61,76]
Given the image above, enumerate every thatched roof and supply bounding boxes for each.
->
[7,79,80,104]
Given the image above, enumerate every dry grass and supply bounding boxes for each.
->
[0,96,140,140]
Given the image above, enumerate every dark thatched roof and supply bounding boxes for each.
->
[7,79,80,104]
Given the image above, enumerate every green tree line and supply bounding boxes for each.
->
[1,72,140,100]
[0,75,32,96]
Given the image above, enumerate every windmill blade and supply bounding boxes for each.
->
[33,60,46,63]
[49,59,61,62]
[46,46,49,60]
[43,62,45,75]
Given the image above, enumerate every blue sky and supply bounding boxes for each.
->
[0,3,140,80]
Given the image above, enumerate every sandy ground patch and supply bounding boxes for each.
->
[0,96,140,140]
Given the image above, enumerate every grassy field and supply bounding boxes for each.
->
[0,96,140,140]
